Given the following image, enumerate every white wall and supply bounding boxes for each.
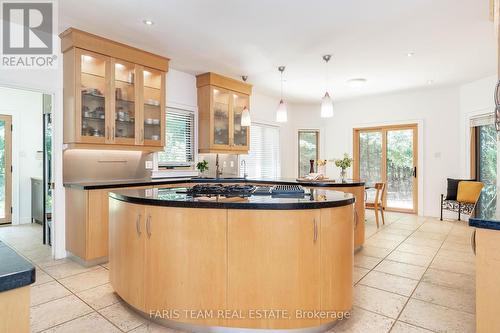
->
[282,86,463,217]
[0,87,44,224]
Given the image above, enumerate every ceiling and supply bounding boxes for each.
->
[59,0,497,103]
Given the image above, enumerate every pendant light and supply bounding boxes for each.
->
[240,75,251,126]
[276,66,288,122]
[320,55,334,118]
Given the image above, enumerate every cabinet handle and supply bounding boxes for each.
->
[313,218,318,243]
[112,126,115,140]
[106,126,110,140]
[141,129,144,142]
[471,229,476,256]
[136,214,141,236]
[354,206,358,230]
[146,215,152,238]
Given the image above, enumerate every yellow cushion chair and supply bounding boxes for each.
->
[457,181,484,204]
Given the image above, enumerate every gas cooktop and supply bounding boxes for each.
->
[179,184,256,197]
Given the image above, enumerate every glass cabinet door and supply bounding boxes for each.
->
[232,93,249,149]
[113,61,136,143]
[212,88,230,146]
[79,51,108,141]
[143,68,163,146]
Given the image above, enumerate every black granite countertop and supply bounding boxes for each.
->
[64,177,365,190]
[0,241,35,292]
[109,186,355,210]
[469,191,500,231]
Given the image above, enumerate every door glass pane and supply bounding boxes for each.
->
[359,131,382,202]
[477,124,497,216]
[298,131,319,177]
[81,53,106,138]
[143,69,162,142]
[114,62,135,140]
[0,120,5,218]
[386,129,414,210]
[233,94,248,147]
[213,88,230,145]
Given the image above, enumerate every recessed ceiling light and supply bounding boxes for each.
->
[407,52,415,57]
[346,78,367,88]
[143,19,154,26]
[427,80,434,85]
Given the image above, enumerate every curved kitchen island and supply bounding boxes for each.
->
[108,185,355,332]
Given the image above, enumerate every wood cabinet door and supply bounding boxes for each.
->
[210,86,232,151]
[141,67,165,147]
[144,207,227,326]
[109,199,145,310]
[227,210,321,329]
[230,92,250,152]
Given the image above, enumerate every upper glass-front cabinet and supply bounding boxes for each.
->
[142,68,165,147]
[196,72,252,154]
[232,93,249,148]
[113,60,136,144]
[79,50,108,143]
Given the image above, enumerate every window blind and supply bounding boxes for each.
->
[158,108,195,166]
[470,114,495,127]
[240,123,280,178]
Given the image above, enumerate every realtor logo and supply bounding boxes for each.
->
[1,0,57,68]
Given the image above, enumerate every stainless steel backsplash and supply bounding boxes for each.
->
[198,154,239,178]
[63,149,152,182]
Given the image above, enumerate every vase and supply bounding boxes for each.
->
[340,169,347,182]
[318,165,326,177]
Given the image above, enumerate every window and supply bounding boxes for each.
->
[239,123,280,179]
[157,108,195,167]
[298,130,319,177]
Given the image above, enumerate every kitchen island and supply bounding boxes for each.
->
[108,185,355,332]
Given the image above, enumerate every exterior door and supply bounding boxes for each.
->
[354,124,418,213]
[0,115,11,224]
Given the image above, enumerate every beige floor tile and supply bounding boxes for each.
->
[42,312,121,333]
[369,232,407,242]
[99,301,145,331]
[386,223,420,231]
[43,261,99,279]
[353,266,370,285]
[353,285,408,319]
[364,237,401,250]
[354,254,382,269]
[359,271,418,296]
[421,268,475,293]
[434,248,475,264]
[390,321,434,333]
[396,243,439,257]
[329,307,394,333]
[31,280,72,306]
[380,227,414,237]
[59,267,109,293]
[412,281,475,314]
[32,268,55,286]
[399,298,475,333]
[76,283,120,310]
[412,230,448,241]
[430,257,475,276]
[374,260,426,280]
[440,240,472,253]
[37,258,72,269]
[386,250,434,267]
[417,223,452,234]
[356,245,392,259]
[403,237,443,249]
[30,295,93,332]
[129,321,184,332]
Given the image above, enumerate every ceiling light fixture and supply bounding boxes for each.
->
[276,66,288,123]
[240,76,251,127]
[143,19,154,26]
[320,55,334,118]
[347,78,367,88]
[427,80,434,85]
[407,52,415,57]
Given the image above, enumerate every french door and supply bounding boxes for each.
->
[353,124,418,213]
[0,115,12,224]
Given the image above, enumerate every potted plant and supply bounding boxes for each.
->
[196,160,209,177]
[333,153,353,182]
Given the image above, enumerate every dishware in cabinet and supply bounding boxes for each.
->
[141,67,165,147]
[231,92,249,151]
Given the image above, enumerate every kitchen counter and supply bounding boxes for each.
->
[468,192,500,231]
[109,186,355,210]
[64,177,365,190]
[0,241,35,333]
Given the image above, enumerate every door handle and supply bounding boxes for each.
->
[136,214,141,236]
[146,215,152,238]
[313,218,318,243]
[494,80,500,106]
[413,166,417,178]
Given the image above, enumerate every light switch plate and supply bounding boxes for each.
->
[145,160,153,169]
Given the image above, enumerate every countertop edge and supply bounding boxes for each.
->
[109,191,356,210]
[469,217,500,231]
[0,243,36,292]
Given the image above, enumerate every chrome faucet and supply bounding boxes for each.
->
[240,159,248,179]
[215,154,223,179]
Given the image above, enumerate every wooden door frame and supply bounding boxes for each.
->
[0,115,12,224]
[353,123,418,214]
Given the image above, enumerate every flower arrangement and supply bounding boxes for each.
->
[316,159,328,167]
[334,153,353,170]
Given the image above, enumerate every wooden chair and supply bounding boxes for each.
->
[366,183,386,228]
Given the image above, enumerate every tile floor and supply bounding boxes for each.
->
[0,212,476,333]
